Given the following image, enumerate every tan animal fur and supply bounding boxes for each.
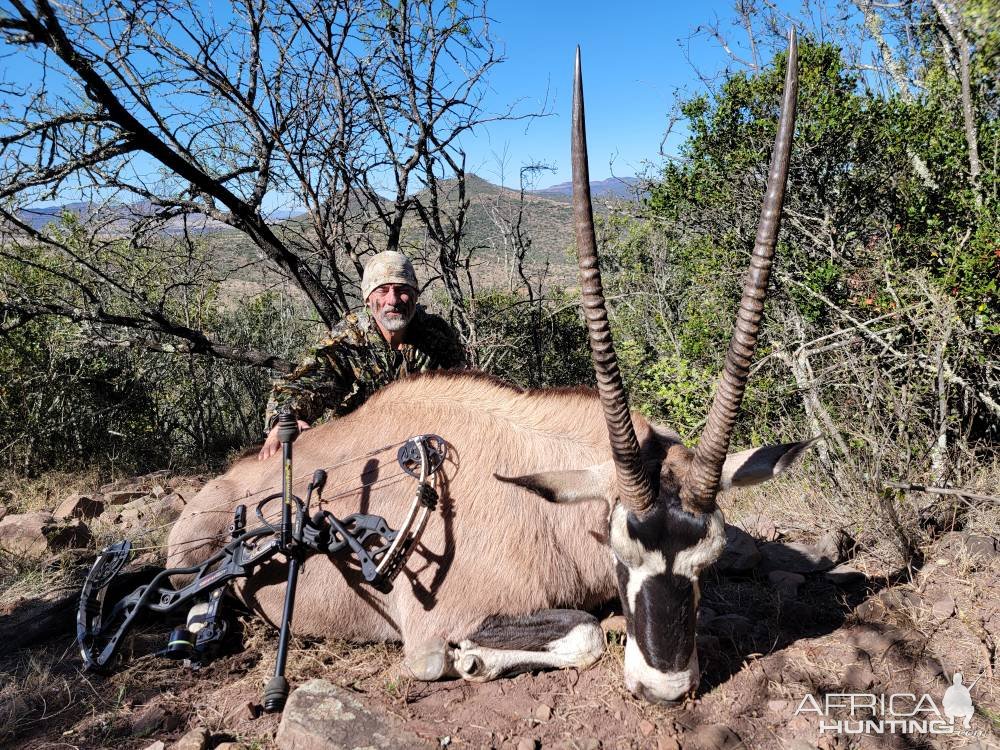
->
[167,371,681,652]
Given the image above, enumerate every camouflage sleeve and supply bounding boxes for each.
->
[262,336,357,433]
[424,313,468,369]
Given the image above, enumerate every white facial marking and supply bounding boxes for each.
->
[609,504,667,613]
[672,509,726,581]
[624,635,699,702]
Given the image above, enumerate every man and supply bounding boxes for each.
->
[258,251,466,460]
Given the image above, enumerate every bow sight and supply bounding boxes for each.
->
[77,411,446,712]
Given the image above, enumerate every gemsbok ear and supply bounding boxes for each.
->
[494,462,615,504]
[718,438,819,491]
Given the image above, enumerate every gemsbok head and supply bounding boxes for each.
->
[498,32,801,703]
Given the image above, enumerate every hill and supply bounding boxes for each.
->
[14,174,637,291]
[533,176,644,201]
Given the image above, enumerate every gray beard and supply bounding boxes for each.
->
[377,309,414,332]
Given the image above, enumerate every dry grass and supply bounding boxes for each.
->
[0,467,102,515]
[1,458,998,748]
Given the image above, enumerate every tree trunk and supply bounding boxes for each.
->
[932,0,984,206]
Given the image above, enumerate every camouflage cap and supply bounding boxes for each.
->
[361,251,419,301]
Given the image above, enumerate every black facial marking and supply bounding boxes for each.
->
[631,571,697,672]
[470,609,597,650]
[616,493,715,674]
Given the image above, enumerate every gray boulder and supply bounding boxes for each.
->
[758,532,847,574]
[714,524,761,572]
[825,563,866,586]
[0,512,91,556]
[54,493,105,520]
[276,679,432,750]
[117,495,182,529]
[940,532,999,566]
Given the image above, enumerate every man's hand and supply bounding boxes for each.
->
[257,420,312,461]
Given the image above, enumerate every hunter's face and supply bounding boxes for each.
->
[367,283,417,333]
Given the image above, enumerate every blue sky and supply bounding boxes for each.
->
[460,0,770,189]
[0,0,798,203]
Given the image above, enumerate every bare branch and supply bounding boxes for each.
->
[1,301,290,371]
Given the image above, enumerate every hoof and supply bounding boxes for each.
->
[402,642,453,681]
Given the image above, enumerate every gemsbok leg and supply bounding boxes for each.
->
[452,609,605,681]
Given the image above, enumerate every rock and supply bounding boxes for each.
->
[844,662,876,690]
[657,739,681,750]
[575,738,601,750]
[817,529,855,560]
[715,523,761,572]
[54,493,105,520]
[825,564,865,586]
[214,744,240,750]
[768,570,805,598]
[516,739,538,750]
[706,614,752,639]
[172,727,210,750]
[639,719,656,737]
[944,533,999,564]
[0,512,51,556]
[276,679,432,750]
[758,539,838,574]
[131,705,169,737]
[532,703,552,721]
[228,701,262,723]
[105,490,148,505]
[49,517,91,549]
[738,513,779,542]
[100,477,142,493]
[151,484,168,498]
[931,595,955,620]
[783,741,818,750]
[143,742,166,750]
[0,512,91,556]
[856,589,921,620]
[686,723,742,750]
[117,496,181,528]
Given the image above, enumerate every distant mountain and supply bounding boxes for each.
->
[17,202,92,230]
[12,175,599,285]
[533,176,644,201]
[404,174,579,281]
[14,200,277,236]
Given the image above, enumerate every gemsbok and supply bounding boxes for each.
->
[167,34,803,703]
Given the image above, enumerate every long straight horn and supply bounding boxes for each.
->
[572,47,655,515]
[681,30,799,515]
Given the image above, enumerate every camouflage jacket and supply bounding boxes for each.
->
[263,307,466,432]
